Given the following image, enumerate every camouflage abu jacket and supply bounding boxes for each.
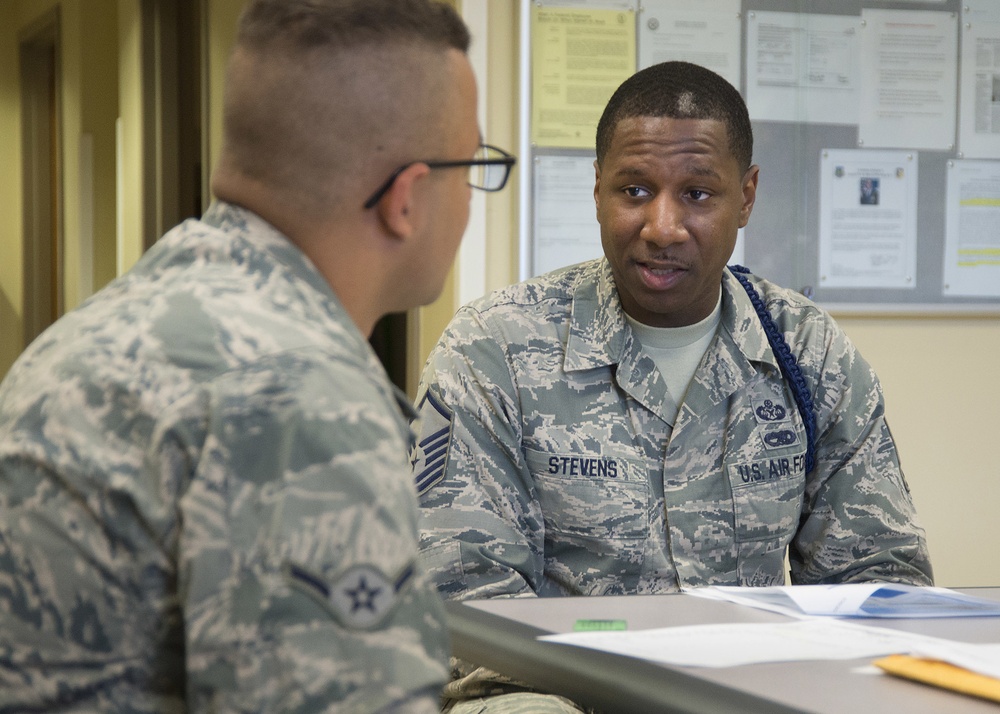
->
[0,202,447,712]
[412,259,932,600]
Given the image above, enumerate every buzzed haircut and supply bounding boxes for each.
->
[596,61,753,170]
[219,0,470,213]
[236,0,470,54]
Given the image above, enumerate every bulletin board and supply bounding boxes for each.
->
[518,0,1000,314]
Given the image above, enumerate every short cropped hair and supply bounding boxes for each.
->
[219,0,470,214]
[595,61,753,170]
[236,0,470,54]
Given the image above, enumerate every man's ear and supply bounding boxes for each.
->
[377,162,431,240]
[593,159,601,215]
[739,164,760,228]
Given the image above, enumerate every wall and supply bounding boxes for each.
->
[411,0,521,390]
[842,316,1000,587]
[0,3,24,374]
[0,0,119,376]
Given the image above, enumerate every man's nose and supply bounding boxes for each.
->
[639,194,689,247]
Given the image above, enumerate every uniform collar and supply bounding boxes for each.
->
[201,200,339,307]
[564,259,629,372]
[564,262,778,373]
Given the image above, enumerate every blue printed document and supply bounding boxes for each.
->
[685,584,1000,619]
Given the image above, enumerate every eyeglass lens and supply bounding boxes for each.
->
[469,146,508,191]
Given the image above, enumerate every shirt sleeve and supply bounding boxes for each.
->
[788,314,934,586]
[411,307,546,601]
[176,350,448,712]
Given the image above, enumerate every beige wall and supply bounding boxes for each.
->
[0,0,119,374]
[841,316,1000,587]
[0,4,24,374]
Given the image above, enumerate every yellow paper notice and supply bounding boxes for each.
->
[531,6,636,149]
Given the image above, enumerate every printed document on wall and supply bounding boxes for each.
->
[531,6,636,149]
[943,160,1000,297]
[746,12,860,125]
[636,0,741,90]
[958,1,1000,159]
[533,154,603,276]
[818,149,918,289]
[858,10,958,150]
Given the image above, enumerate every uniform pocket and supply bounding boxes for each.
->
[525,447,648,542]
[727,450,806,544]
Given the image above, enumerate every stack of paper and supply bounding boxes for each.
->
[540,585,1000,703]
[684,583,1000,619]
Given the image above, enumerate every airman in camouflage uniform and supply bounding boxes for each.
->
[0,0,500,710]
[411,61,931,712]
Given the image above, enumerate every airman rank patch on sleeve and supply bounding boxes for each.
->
[411,390,454,497]
[285,561,415,630]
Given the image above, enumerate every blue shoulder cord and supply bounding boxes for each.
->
[728,265,817,474]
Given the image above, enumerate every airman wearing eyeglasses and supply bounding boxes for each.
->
[0,1,514,711]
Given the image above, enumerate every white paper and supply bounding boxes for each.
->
[747,12,861,125]
[542,617,1000,677]
[541,618,942,668]
[533,154,603,276]
[958,1,1000,158]
[963,1,1000,26]
[637,0,741,90]
[910,641,1000,680]
[688,583,1000,619]
[858,9,958,150]
[818,149,918,289]
[943,159,1000,297]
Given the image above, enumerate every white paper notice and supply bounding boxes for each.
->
[747,12,861,125]
[858,9,958,150]
[943,159,1000,297]
[818,149,918,289]
[958,1,1000,158]
[533,154,603,276]
[637,0,741,90]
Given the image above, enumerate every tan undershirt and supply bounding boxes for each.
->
[625,291,722,424]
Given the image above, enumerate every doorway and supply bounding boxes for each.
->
[20,8,63,347]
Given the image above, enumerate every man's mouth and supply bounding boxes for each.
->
[636,260,687,290]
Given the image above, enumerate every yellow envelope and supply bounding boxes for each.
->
[874,654,1000,704]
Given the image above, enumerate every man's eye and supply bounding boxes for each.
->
[623,186,649,198]
[688,189,710,201]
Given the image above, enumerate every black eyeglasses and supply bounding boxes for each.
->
[363,143,516,209]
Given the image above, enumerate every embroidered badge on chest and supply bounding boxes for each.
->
[751,397,789,423]
[751,396,802,450]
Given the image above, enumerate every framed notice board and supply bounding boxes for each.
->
[518,0,1000,314]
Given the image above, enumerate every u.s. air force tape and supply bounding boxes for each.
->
[284,561,415,630]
